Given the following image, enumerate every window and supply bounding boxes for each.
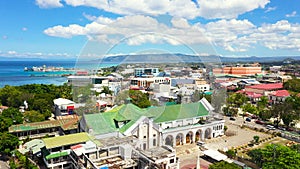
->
[143,143,147,150]
[153,134,156,137]
[144,136,147,139]
[153,139,156,146]
[170,158,175,163]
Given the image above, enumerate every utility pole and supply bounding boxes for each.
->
[196,150,201,169]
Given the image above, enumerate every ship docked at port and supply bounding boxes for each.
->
[24,65,75,72]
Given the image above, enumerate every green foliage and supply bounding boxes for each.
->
[253,135,260,143]
[0,108,23,132]
[283,78,300,92]
[209,161,241,169]
[248,144,300,169]
[211,89,227,113]
[242,103,258,115]
[247,148,263,167]
[227,93,249,108]
[100,86,113,95]
[223,106,238,116]
[224,125,228,132]
[226,149,237,158]
[0,83,72,121]
[257,96,269,110]
[0,132,19,154]
[199,93,212,103]
[24,110,45,122]
[72,84,93,103]
[259,109,272,121]
[129,90,151,108]
[10,151,38,169]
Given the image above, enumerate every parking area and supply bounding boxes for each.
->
[205,118,270,151]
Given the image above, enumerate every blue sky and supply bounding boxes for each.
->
[0,0,300,60]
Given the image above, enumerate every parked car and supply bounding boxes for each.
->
[266,125,275,130]
[251,115,258,119]
[255,120,265,125]
[245,117,251,122]
[196,141,205,146]
[278,126,286,131]
[230,117,236,121]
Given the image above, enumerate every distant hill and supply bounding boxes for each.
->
[95,54,300,64]
[2,54,300,63]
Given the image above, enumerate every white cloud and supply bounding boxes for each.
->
[35,0,63,8]
[62,0,269,19]
[286,11,297,18]
[171,18,190,29]
[83,13,97,21]
[22,27,28,31]
[198,0,270,19]
[2,35,8,40]
[44,24,86,38]
[265,6,276,13]
[0,51,72,58]
[7,51,17,55]
[43,13,300,53]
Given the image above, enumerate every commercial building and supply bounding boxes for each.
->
[134,68,159,77]
[213,63,262,75]
[9,115,79,140]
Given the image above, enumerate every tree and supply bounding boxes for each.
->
[1,108,23,125]
[257,96,269,110]
[248,144,300,169]
[32,98,52,119]
[227,93,248,108]
[253,135,260,143]
[247,148,263,167]
[0,132,19,154]
[0,116,13,132]
[259,109,272,121]
[209,161,241,169]
[224,125,228,133]
[242,103,258,115]
[24,110,45,123]
[283,78,300,92]
[226,149,237,158]
[129,90,151,108]
[72,84,93,103]
[211,89,227,113]
[100,86,113,95]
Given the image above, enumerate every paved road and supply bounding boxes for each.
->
[0,161,9,169]
[176,144,211,169]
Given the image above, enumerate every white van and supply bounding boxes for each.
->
[196,141,205,146]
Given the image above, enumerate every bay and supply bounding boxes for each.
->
[0,60,117,87]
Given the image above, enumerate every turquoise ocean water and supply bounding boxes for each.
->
[0,60,117,87]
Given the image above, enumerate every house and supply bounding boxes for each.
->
[53,98,76,117]
[269,90,290,104]
[130,77,170,89]
[41,133,91,169]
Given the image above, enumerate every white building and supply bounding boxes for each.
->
[53,98,75,116]
[80,98,225,148]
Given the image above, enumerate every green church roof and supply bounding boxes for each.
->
[83,100,210,136]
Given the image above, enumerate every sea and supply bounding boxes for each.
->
[0,60,117,88]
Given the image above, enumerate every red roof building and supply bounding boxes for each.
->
[245,83,283,95]
[269,90,290,104]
